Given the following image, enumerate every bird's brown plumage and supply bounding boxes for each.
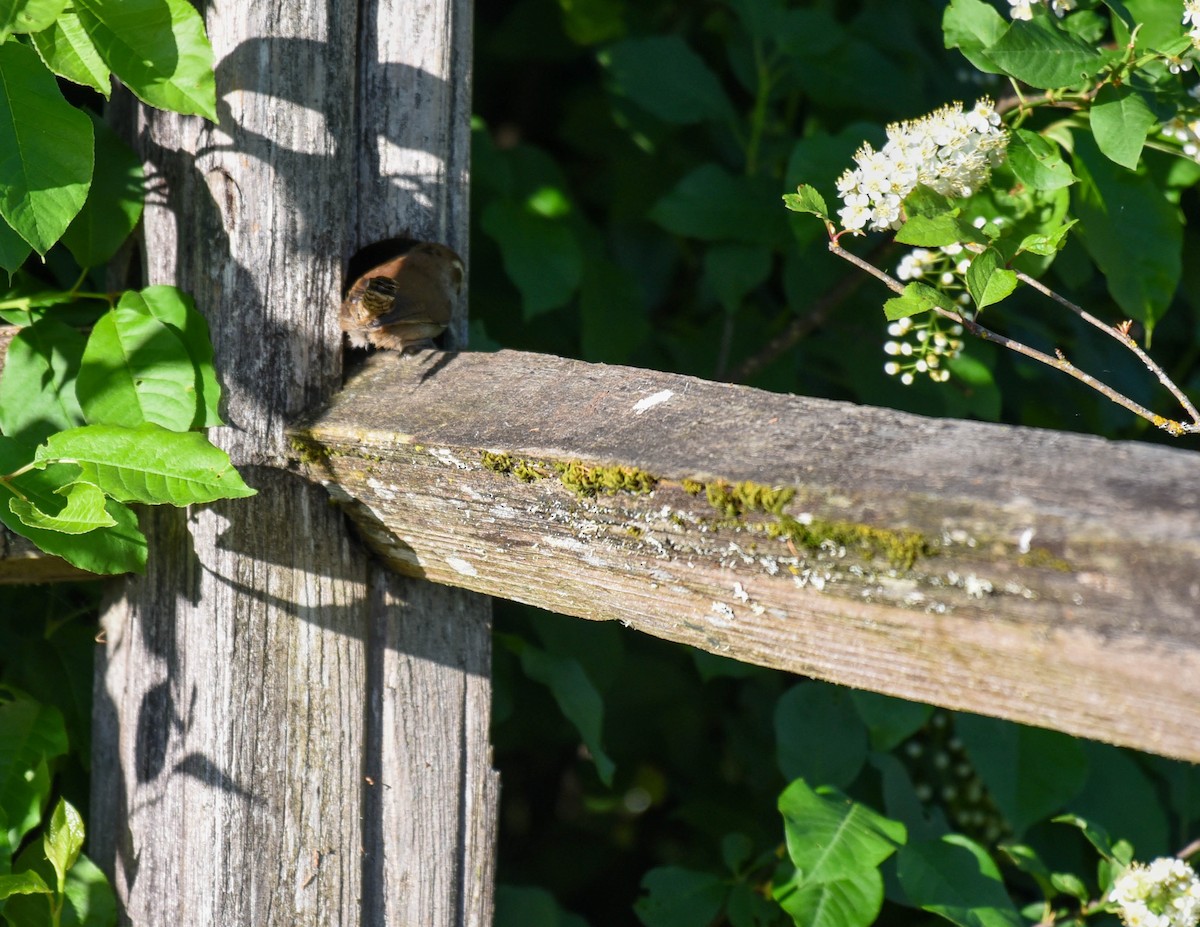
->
[340,241,464,350]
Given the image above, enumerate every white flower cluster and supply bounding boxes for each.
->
[1163,116,1200,159]
[1110,858,1200,927]
[884,314,964,385]
[1187,0,1200,49]
[836,100,1008,233]
[1007,0,1077,19]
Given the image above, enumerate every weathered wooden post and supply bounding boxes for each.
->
[89,0,495,923]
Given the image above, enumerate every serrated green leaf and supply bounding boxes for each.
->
[0,41,94,255]
[0,0,66,39]
[884,294,931,322]
[783,185,828,218]
[966,250,1017,310]
[898,836,1023,927]
[0,869,51,900]
[986,18,1109,90]
[601,35,734,126]
[0,317,87,444]
[942,0,1007,74]
[1018,220,1076,256]
[1049,872,1089,902]
[35,424,256,505]
[62,114,143,267]
[30,5,112,95]
[77,299,203,431]
[9,480,115,534]
[635,867,727,927]
[1072,132,1180,338]
[75,0,217,121]
[777,779,906,882]
[895,214,970,248]
[1008,130,1077,192]
[43,797,84,894]
[1090,85,1157,170]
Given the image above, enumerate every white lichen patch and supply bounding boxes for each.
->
[732,582,749,603]
[632,389,674,414]
[365,476,396,501]
[710,601,735,625]
[428,447,469,469]
[446,557,479,577]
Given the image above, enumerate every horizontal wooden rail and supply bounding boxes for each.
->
[287,349,1200,762]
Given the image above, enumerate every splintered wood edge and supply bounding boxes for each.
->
[287,349,1200,762]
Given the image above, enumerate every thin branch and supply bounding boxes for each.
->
[827,240,1200,437]
[1015,270,1200,426]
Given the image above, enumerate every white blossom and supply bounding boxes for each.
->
[1110,858,1200,927]
[836,100,1008,233]
[1186,0,1200,48]
[1008,0,1077,19]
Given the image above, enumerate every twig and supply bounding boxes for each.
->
[827,240,1200,436]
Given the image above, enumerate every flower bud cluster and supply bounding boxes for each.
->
[884,314,964,386]
[1007,0,1077,19]
[1109,857,1200,927]
[836,99,1008,233]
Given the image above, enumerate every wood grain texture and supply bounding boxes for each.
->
[290,348,1200,762]
[89,2,372,925]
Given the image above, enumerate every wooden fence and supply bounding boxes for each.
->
[2,0,1200,924]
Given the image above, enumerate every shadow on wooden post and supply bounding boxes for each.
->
[88,1,496,924]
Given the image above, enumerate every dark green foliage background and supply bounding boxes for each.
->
[467,1,1200,925]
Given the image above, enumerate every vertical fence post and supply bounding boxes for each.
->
[89,0,496,923]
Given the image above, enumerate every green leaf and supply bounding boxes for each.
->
[635,867,726,927]
[30,5,112,96]
[135,285,222,426]
[1071,132,1181,338]
[965,250,1017,311]
[775,682,868,789]
[986,18,1109,90]
[1007,130,1077,192]
[556,0,624,46]
[897,835,1023,927]
[510,638,615,786]
[0,0,66,40]
[0,215,32,275]
[601,35,734,126]
[1117,0,1188,52]
[0,41,94,255]
[495,884,589,927]
[0,441,147,573]
[44,798,84,894]
[1049,872,1089,902]
[1052,813,1117,860]
[9,480,115,535]
[942,0,1007,74]
[0,688,68,850]
[75,0,217,121]
[777,779,906,882]
[35,424,256,505]
[895,214,971,248]
[884,282,955,321]
[1017,220,1075,257]
[651,165,789,246]
[955,715,1087,835]
[62,114,144,267]
[0,317,87,444]
[1090,84,1157,170]
[0,869,51,900]
[849,691,933,752]
[481,200,582,319]
[782,185,829,219]
[76,297,205,431]
[702,243,772,314]
[5,846,116,927]
[775,867,883,927]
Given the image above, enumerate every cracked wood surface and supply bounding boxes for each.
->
[290,348,1200,762]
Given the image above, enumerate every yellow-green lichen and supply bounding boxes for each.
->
[288,435,331,466]
[481,452,658,497]
[1017,547,1073,572]
[767,514,929,570]
[704,480,796,518]
[681,479,704,496]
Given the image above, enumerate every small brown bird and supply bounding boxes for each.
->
[340,241,464,351]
